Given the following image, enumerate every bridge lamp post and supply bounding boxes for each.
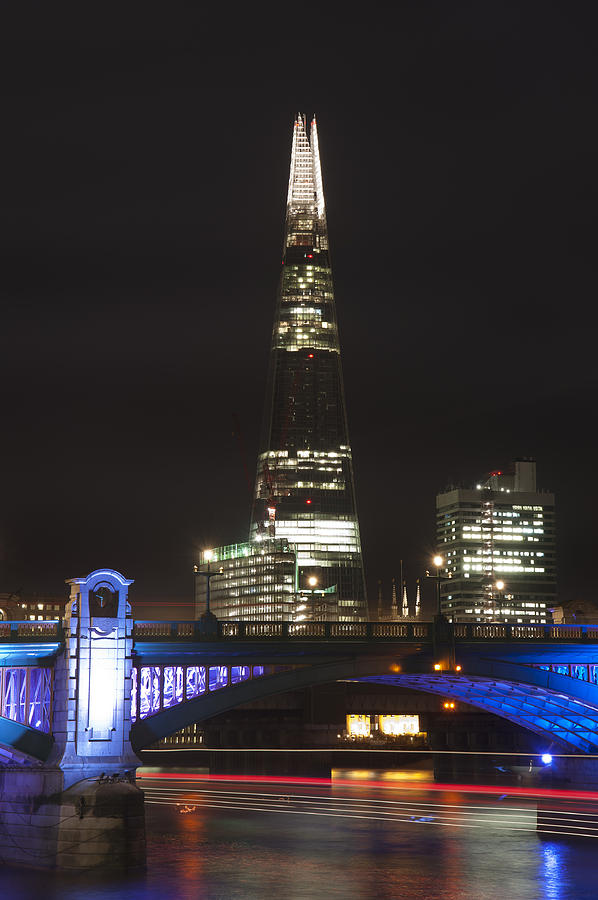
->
[492,580,505,622]
[307,577,318,620]
[426,555,451,617]
[197,550,222,618]
[433,555,443,616]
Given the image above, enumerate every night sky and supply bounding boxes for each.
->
[2,5,597,616]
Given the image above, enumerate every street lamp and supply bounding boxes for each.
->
[488,580,506,621]
[197,550,221,618]
[426,555,449,616]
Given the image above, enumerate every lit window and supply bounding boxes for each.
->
[346,714,370,737]
[378,715,420,736]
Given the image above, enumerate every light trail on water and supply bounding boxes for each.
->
[140,778,598,839]
[137,770,598,802]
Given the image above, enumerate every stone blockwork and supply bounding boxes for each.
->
[0,770,145,870]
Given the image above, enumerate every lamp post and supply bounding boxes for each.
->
[197,550,221,619]
[426,554,456,669]
[426,554,450,617]
[491,580,505,622]
[433,555,443,616]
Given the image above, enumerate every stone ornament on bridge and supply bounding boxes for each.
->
[53,568,140,782]
[0,568,146,871]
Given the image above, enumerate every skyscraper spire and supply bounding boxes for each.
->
[391,577,399,619]
[415,580,421,618]
[287,114,325,219]
[251,115,367,620]
[402,582,409,618]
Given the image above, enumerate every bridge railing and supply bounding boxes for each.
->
[132,620,432,641]
[0,620,64,642]
[130,620,598,643]
[453,623,598,641]
[5,618,597,646]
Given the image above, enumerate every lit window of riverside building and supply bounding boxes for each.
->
[435,458,556,624]
[249,114,367,621]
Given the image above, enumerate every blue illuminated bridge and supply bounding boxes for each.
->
[4,612,598,764]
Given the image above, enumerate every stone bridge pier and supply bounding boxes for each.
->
[0,569,145,871]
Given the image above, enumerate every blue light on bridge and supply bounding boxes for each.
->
[163,667,184,709]
[232,665,251,684]
[0,667,52,733]
[186,666,207,701]
[130,663,270,724]
[541,753,553,765]
[209,666,229,691]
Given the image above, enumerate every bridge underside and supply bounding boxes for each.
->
[129,655,598,754]
[359,674,598,753]
[0,716,54,764]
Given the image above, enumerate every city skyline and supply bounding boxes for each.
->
[2,9,597,613]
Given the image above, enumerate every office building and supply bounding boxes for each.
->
[436,458,556,623]
[194,540,297,621]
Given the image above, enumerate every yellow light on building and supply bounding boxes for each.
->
[377,715,420,736]
[346,714,370,737]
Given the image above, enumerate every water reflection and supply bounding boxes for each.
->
[541,843,564,900]
[2,770,598,899]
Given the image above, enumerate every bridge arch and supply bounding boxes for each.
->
[130,656,598,754]
[359,658,598,753]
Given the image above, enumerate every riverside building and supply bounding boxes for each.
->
[436,458,556,623]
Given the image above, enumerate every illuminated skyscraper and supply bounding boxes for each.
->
[436,459,557,623]
[250,114,367,620]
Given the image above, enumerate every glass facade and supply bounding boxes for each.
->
[195,540,297,620]
[250,114,367,621]
[436,461,557,623]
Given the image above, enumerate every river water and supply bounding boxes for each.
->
[1,769,598,899]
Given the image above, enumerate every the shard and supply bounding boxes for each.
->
[251,114,367,621]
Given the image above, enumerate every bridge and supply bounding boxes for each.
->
[3,568,598,767]
[3,567,598,868]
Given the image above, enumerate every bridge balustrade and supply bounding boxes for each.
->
[412,624,429,638]
[289,623,327,637]
[0,620,63,640]
[551,626,583,639]
[131,620,432,641]
[453,623,598,642]
[5,619,598,648]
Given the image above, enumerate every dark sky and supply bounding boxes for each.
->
[2,4,597,614]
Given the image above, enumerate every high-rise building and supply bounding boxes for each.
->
[436,458,556,623]
[194,540,297,621]
[250,114,367,621]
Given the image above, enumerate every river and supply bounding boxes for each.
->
[1,769,597,899]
